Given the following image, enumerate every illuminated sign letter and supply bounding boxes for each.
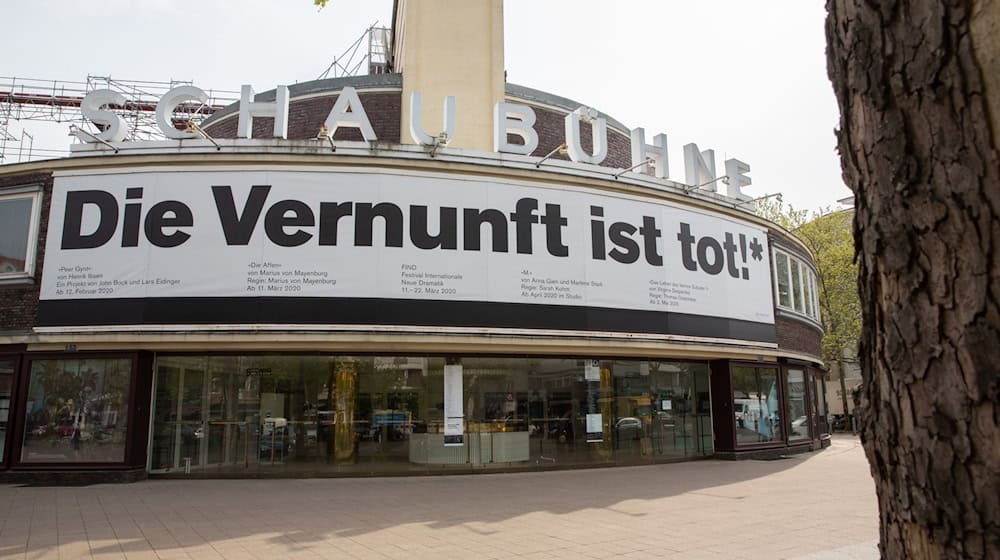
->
[409,91,456,146]
[80,90,128,143]
[630,128,669,179]
[683,143,717,191]
[564,107,607,165]
[156,86,208,140]
[724,158,752,201]
[493,102,538,155]
[322,86,377,141]
[237,85,290,139]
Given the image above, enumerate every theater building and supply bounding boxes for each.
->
[0,1,827,482]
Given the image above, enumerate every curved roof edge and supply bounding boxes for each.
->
[505,83,630,133]
[203,75,630,133]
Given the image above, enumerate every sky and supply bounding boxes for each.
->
[1,0,849,212]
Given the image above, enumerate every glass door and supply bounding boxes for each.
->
[151,357,210,472]
[785,369,810,442]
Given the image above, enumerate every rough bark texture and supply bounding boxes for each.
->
[826,1,1000,558]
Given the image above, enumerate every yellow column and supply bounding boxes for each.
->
[395,0,505,151]
[334,360,358,465]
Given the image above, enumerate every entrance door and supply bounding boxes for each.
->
[152,357,253,473]
[785,368,811,443]
[152,358,211,472]
[355,358,425,466]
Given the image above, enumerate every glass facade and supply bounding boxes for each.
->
[811,373,828,435]
[731,366,783,445]
[150,355,712,474]
[20,358,132,463]
[773,248,821,321]
[785,369,809,441]
[775,252,791,307]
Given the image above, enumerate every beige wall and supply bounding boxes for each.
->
[395,0,505,151]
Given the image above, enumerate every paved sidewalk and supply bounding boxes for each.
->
[0,435,878,560]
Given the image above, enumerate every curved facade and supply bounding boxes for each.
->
[0,76,829,482]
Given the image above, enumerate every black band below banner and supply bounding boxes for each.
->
[37,297,776,343]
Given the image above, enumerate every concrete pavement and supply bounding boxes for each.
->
[0,435,878,559]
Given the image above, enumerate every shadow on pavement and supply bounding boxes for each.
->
[0,447,839,556]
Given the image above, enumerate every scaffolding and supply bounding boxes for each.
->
[0,76,238,163]
[1,25,392,163]
[317,24,392,79]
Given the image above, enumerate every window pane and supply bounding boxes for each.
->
[151,355,714,474]
[0,197,33,274]
[803,269,814,317]
[733,366,782,445]
[812,274,822,320]
[21,358,132,463]
[775,253,791,308]
[791,260,804,313]
[812,374,829,435]
[786,369,809,441]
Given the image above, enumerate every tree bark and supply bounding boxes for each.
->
[826,1,1000,558]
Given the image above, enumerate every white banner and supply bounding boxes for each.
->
[41,167,774,324]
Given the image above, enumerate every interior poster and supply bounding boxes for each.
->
[40,167,775,331]
[443,364,464,446]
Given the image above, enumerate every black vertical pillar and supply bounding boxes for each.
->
[709,359,735,453]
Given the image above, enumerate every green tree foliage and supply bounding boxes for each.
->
[795,210,861,369]
[755,201,862,419]
[752,197,809,231]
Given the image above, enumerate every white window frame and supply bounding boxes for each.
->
[774,251,791,308]
[772,246,820,322]
[811,274,821,321]
[0,185,44,283]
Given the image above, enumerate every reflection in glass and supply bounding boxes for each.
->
[812,373,829,435]
[150,355,713,474]
[775,252,791,308]
[803,271,814,317]
[786,369,809,441]
[21,358,132,463]
[732,366,783,445]
[791,261,804,312]
[0,196,33,274]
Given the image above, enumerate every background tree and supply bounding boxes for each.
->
[752,196,808,231]
[827,1,1000,558]
[796,209,862,428]
[754,200,862,425]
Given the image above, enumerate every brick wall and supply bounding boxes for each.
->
[203,89,633,168]
[767,230,823,359]
[775,314,823,358]
[523,105,632,169]
[203,92,402,143]
[0,173,51,333]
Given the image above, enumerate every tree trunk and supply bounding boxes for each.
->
[826,1,1000,558]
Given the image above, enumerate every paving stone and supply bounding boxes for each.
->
[0,435,877,559]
